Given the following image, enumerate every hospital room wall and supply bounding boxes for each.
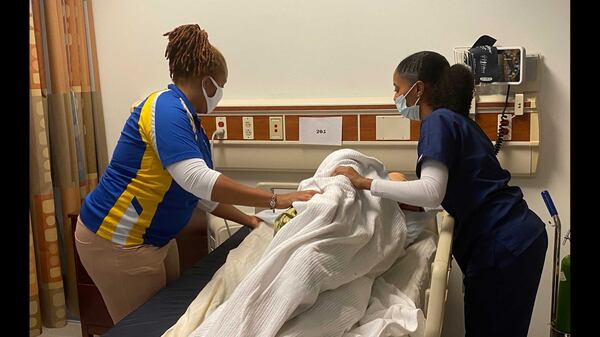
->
[92,0,569,336]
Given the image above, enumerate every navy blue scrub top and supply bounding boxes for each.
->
[416,108,544,274]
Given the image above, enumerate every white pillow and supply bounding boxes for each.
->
[404,209,438,246]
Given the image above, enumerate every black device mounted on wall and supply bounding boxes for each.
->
[463,35,525,85]
[464,35,513,155]
[467,35,502,84]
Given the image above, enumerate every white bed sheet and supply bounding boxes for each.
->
[380,229,437,308]
[163,221,437,337]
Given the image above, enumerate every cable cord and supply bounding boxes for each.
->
[494,85,511,155]
[210,129,232,237]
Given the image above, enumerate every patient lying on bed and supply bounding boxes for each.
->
[169,149,427,337]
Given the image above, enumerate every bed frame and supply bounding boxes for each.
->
[423,211,454,337]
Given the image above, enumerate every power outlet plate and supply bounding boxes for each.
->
[514,93,524,115]
[269,116,283,140]
[215,116,227,139]
[243,116,254,140]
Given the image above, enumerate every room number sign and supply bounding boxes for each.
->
[299,117,342,146]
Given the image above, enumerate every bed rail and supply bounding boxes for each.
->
[423,212,454,337]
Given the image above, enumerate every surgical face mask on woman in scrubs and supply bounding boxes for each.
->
[394,81,421,120]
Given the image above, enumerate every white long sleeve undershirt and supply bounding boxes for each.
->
[166,158,221,212]
[370,159,448,209]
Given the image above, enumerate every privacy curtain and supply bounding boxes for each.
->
[30,0,108,334]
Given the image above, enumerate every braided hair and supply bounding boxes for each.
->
[163,24,226,80]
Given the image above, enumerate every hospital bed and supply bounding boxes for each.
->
[102,182,454,337]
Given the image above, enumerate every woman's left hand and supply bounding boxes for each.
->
[332,166,371,190]
[247,215,263,229]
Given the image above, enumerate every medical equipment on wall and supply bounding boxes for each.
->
[541,191,571,337]
[454,35,527,155]
[454,35,525,85]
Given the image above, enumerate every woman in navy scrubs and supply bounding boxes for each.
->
[333,51,547,337]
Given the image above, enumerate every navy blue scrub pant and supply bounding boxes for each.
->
[463,232,548,337]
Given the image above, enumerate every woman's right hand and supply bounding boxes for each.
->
[276,190,319,209]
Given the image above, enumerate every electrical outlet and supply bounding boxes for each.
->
[269,116,283,140]
[215,116,227,139]
[497,114,512,141]
[514,93,524,116]
[243,116,254,140]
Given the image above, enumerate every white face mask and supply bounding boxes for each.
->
[395,82,421,120]
[202,76,223,114]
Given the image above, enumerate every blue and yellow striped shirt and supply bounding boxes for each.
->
[80,84,213,247]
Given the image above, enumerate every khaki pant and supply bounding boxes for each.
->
[74,217,180,323]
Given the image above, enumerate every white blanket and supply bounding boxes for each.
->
[162,224,275,337]
[163,225,430,337]
[188,149,422,337]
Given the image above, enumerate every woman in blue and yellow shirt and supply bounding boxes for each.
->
[75,24,317,323]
